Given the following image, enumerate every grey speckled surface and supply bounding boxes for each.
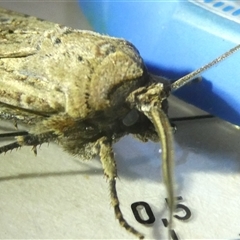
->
[0,2,239,239]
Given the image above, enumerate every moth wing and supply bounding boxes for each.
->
[0,8,56,58]
[0,8,144,119]
[0,8,76,116]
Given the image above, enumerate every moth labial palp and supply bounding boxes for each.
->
[0,7,240,239]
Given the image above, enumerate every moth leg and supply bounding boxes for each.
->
[127,84,175,236]
[0,102,45,125]
[171,114,214,122]
[0,141,22,154]
[97,137,144,239]
[0,132,56,154]
[0,131,28,138]
[148,106,174,233]
[140,105,175,238]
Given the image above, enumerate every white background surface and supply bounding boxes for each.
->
[0,1,240,239]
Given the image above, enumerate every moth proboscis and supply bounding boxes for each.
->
[0,7,239,239]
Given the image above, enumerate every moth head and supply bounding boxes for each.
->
[125,43,240,232]
[125,43,240,134]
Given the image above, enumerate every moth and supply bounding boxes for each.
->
[0,7,239,239]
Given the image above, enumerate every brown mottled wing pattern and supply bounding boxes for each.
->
[0,8,65,116]
[0,8,144,120]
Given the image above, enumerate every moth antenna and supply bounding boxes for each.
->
[171,44,240,91]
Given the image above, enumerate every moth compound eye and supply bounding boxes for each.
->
[161,99,169,114]
[122,109,139,126]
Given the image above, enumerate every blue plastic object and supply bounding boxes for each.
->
[79,1,240,126]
